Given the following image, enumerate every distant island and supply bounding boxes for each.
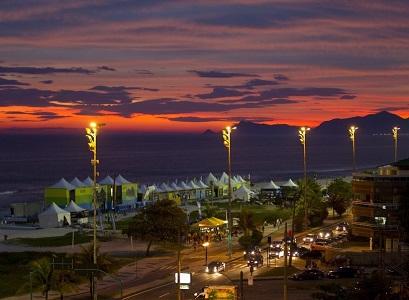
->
[203,111,408,135]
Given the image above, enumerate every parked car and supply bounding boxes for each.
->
[205,261,226,273]
[327,266,358,279]
[289,269,325,280]
[302,234,315,244]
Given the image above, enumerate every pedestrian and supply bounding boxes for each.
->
[250,265,254,276]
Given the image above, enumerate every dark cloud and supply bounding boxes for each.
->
[134,69,154,76]
[0,77,28,86]
[238,87,352,102]
[196,87,250,99]
[90,85,159,92]
[166,116,273,123]
[340,95,356,100]
[97,66,116,71]
[375,105,409,112]
[0,65,94,75]
[189,70,258,78]
[4,111,69,121]
[240,79,280,89]
[40,80,53,84]
[274,74,289,81]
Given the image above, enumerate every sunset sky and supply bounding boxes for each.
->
[1,0,409,132]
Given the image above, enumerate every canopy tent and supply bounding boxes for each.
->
[70,177,86,188]
[99,175,114,185]
[65,200,88,224]
[170,182,182,191]
[180,181,192,190]
[261,180,280,190]
[189,180,200,189]
[38,202,71,228]
[115,174,131,185]
[197,180,209,189]
[282,179,298,188]
[82,177,94,186]
[50,178,75,190]
[205,172,219,186]
[65,200,85,213]
[194,217,226,228]
[219,172,229,185]
[233,185,256,202]
[236,175,247,183]
[160,182,173,192]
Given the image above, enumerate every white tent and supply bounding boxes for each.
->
[82,177,94,186]
[180,181,192,190]
[65,200,88,224]
[99,175,114,185]
[219,172,229,185]
[170,182,182,191]
[115,174,131,185]
[38,203,71,228]
[50,178,75,190]
[233,185,256,202]
[282,179,298,188]
[262,180,280,190]
[70,177,85,188]
[160,182,173,192]
[206,172,219,186]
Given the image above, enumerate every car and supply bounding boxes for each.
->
[270,240,282,249]
[327,266,358,279]
[311,238,330,251]
[243,246,262,259]
[205,261,226,273]
[282,236,297,245]
[247,254,263,267]
[289,269,325,281]
[268,249,280,259]
[302,234,315,244]
[317,231,332,239]
[335,225,348,233]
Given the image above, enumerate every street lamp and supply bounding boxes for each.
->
[86,122,104,300]
[222,125,236,258]
[298,126,310,228]
[349,126,358,171]
[392,126,400,162]
[203,241,209,266]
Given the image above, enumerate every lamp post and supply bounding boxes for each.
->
[298,126,310,228]
[349,126,358,171]
[203,241,209,266]
[393,126,400,162]
[85,122,103,300]
[222,125,236,258]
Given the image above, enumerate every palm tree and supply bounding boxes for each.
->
[30,257,53,300]
[75,243,113,297]
[52,269,78,300]
[238,209,256,236]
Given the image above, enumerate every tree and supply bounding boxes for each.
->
[124,199,188,256]
[238,209,256,236]
[52,269,78,300]
[327,178,352,216]
[75,243,113,298]
[30,257,53,300]
[296,178,328,228]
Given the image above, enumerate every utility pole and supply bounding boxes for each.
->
[177,226,182,300]
[283,222,288,300]
[298,127,310,229]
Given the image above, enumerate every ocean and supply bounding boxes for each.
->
[0,132,408,208]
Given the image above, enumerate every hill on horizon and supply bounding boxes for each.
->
[203,111,409,135]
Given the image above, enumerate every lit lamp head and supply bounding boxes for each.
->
[393,126,400,139]
[222,125,236,148]
[349,126,358,140]
[202,242,209,247]
[298,126,310,144]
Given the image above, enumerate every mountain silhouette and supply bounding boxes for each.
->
[202,111,408,136]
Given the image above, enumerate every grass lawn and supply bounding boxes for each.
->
[256,265,301,277]
[7,232,92,247]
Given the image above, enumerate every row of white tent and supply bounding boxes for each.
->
[233,179,298,202]
[38,201,88,228]
[49,174,134,190]
[139,172,248,201]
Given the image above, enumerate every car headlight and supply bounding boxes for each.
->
[213,267,217,272]
[243,251,246,255]
[205,267,209,272]
[251,251,255,255]
[255,261,258,263]
[194,292,198,296]
[247,261,250,264]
